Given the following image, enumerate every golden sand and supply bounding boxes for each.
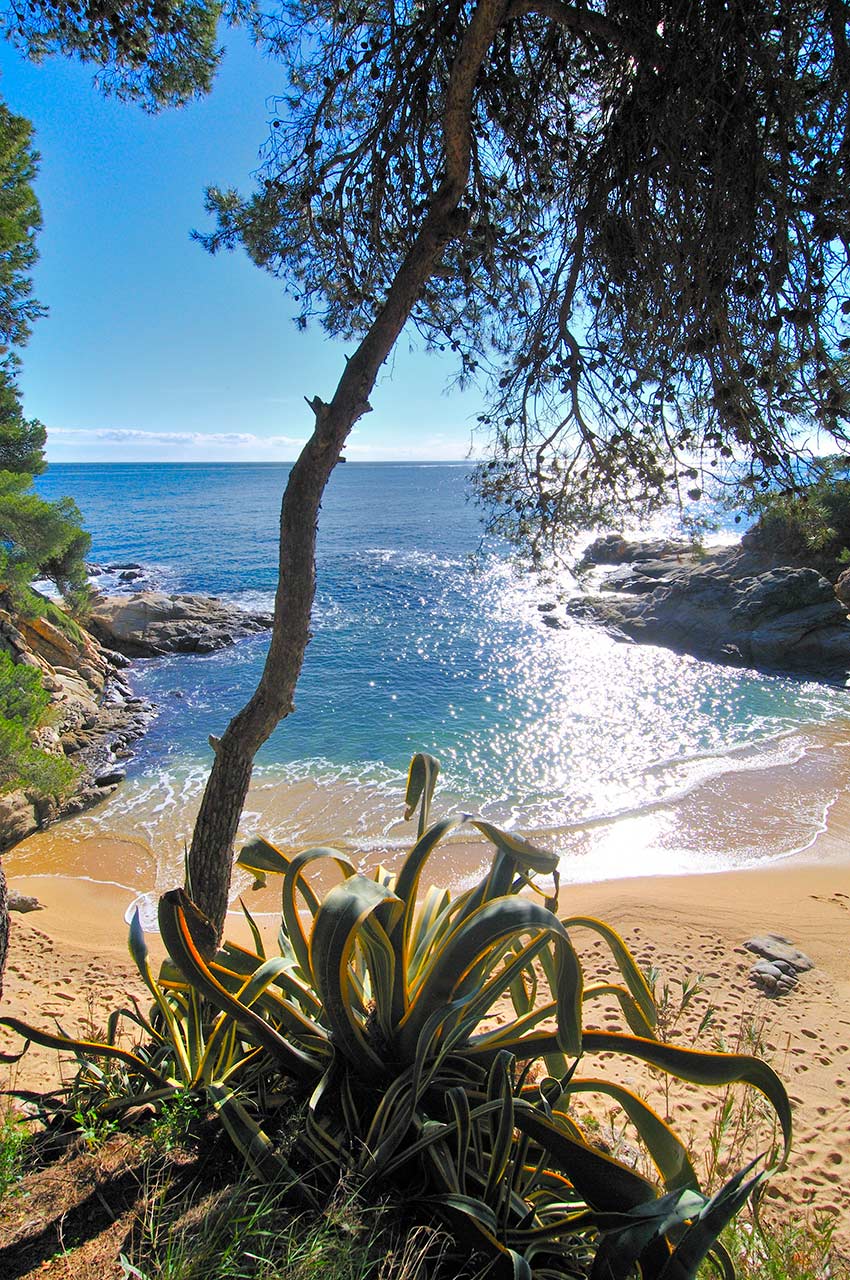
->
[2,812,849,1247]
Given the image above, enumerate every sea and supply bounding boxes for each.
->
[29,461,850,904]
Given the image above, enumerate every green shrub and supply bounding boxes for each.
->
[0,649,49,726]
[0,652,77,797]
[1,756,792,1278]
[14,586,89,642]
[741,459,850,568]
[0,1105,32,1197]
[0,716,77,796]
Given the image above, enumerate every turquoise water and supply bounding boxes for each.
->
[33,462,850,889]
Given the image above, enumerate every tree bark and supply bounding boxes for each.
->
[187,0,511,945]
[0,859,8,1000]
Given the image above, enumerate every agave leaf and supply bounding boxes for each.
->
[407,886,466,994]
[0,1016,170,1089]
[236,834,294,879]
[441,934,555,1046]
[280,846,357,978]
[568,1078,700,1192]
[158,890,322,1083]
[469,1005,558,1055]
[512,1104,658,1213]
[357,913,397,1039]
[404,751,441,836]
[450,848,519,931]
[360,1066,421,1175]
[128,909,192,1081]
[702,1240,736,1280]
[658,1161,764,1280]
[400,897,581,1058]
[562,915,656,1029]
[473,1028,792,1167]
[484,1051,517,1210]
[390,816,468,1025]
[306,1066,348,1169]
[425,1192,534,1279]
[581,1031,792,1166]
[583,983,656,1038]
[589,1185,708,1280]
[471,820,559,877]
[227,953,330,1047]
[447,1085,473,1195]
[238,897,266,960]
[215,944,322,1016]
[309,874,403,1075]
[372,864,396,889]
[207,1081,307,1191]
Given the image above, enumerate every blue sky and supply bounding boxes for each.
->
[0,30,483,462]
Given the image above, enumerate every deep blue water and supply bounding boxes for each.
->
[32,462,850,882]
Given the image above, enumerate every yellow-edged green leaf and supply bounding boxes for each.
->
[128,909,192,1082]
[404,752,440,836]
[471,820,559,876]
[567,1077,700,1192]
[0,1016,169,1089]
[309,874,403,1075]
[583,982,656,1037]
[562,915,656,1029]
[238,896,266,959]
[512,1104,658,1213]
[582,1031,792,1166]
[158,890,322,1083]
[237,834,293,878]
[280,846,356,978]
[400,897,579,1057]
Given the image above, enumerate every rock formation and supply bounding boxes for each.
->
[1,579,273,852]
[88,592,272,658]
[547,535,850,682]
[0,600,154,851]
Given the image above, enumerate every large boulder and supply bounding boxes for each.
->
[88,592,272,658]
[564,547,850,681]
[0,791,38,852]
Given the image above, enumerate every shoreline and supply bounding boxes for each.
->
[2,831,849,1247]
[6,712,850,899]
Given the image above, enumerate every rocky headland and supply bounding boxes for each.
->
[0,573,272,851]
[544,531,850,682]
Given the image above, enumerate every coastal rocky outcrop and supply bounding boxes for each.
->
[549,533,850,681]
[1,578,274,851]
[0,600,154,851]
[88,592,272,658]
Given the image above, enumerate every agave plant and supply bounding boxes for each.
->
[156,754,790,1277]
[1,754,791,1278]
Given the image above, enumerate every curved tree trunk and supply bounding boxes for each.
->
[186,0,509,946]
[0,858,8,1000]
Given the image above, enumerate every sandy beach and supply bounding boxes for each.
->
[2,817,849,1251]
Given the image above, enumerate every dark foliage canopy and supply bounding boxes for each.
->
[0,0,240,108]
[0,97,89,596]
[0,102,43,361]
[200,0,850,546]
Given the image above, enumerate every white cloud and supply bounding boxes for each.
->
[44,424,485,462]
[48,426,304,448]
